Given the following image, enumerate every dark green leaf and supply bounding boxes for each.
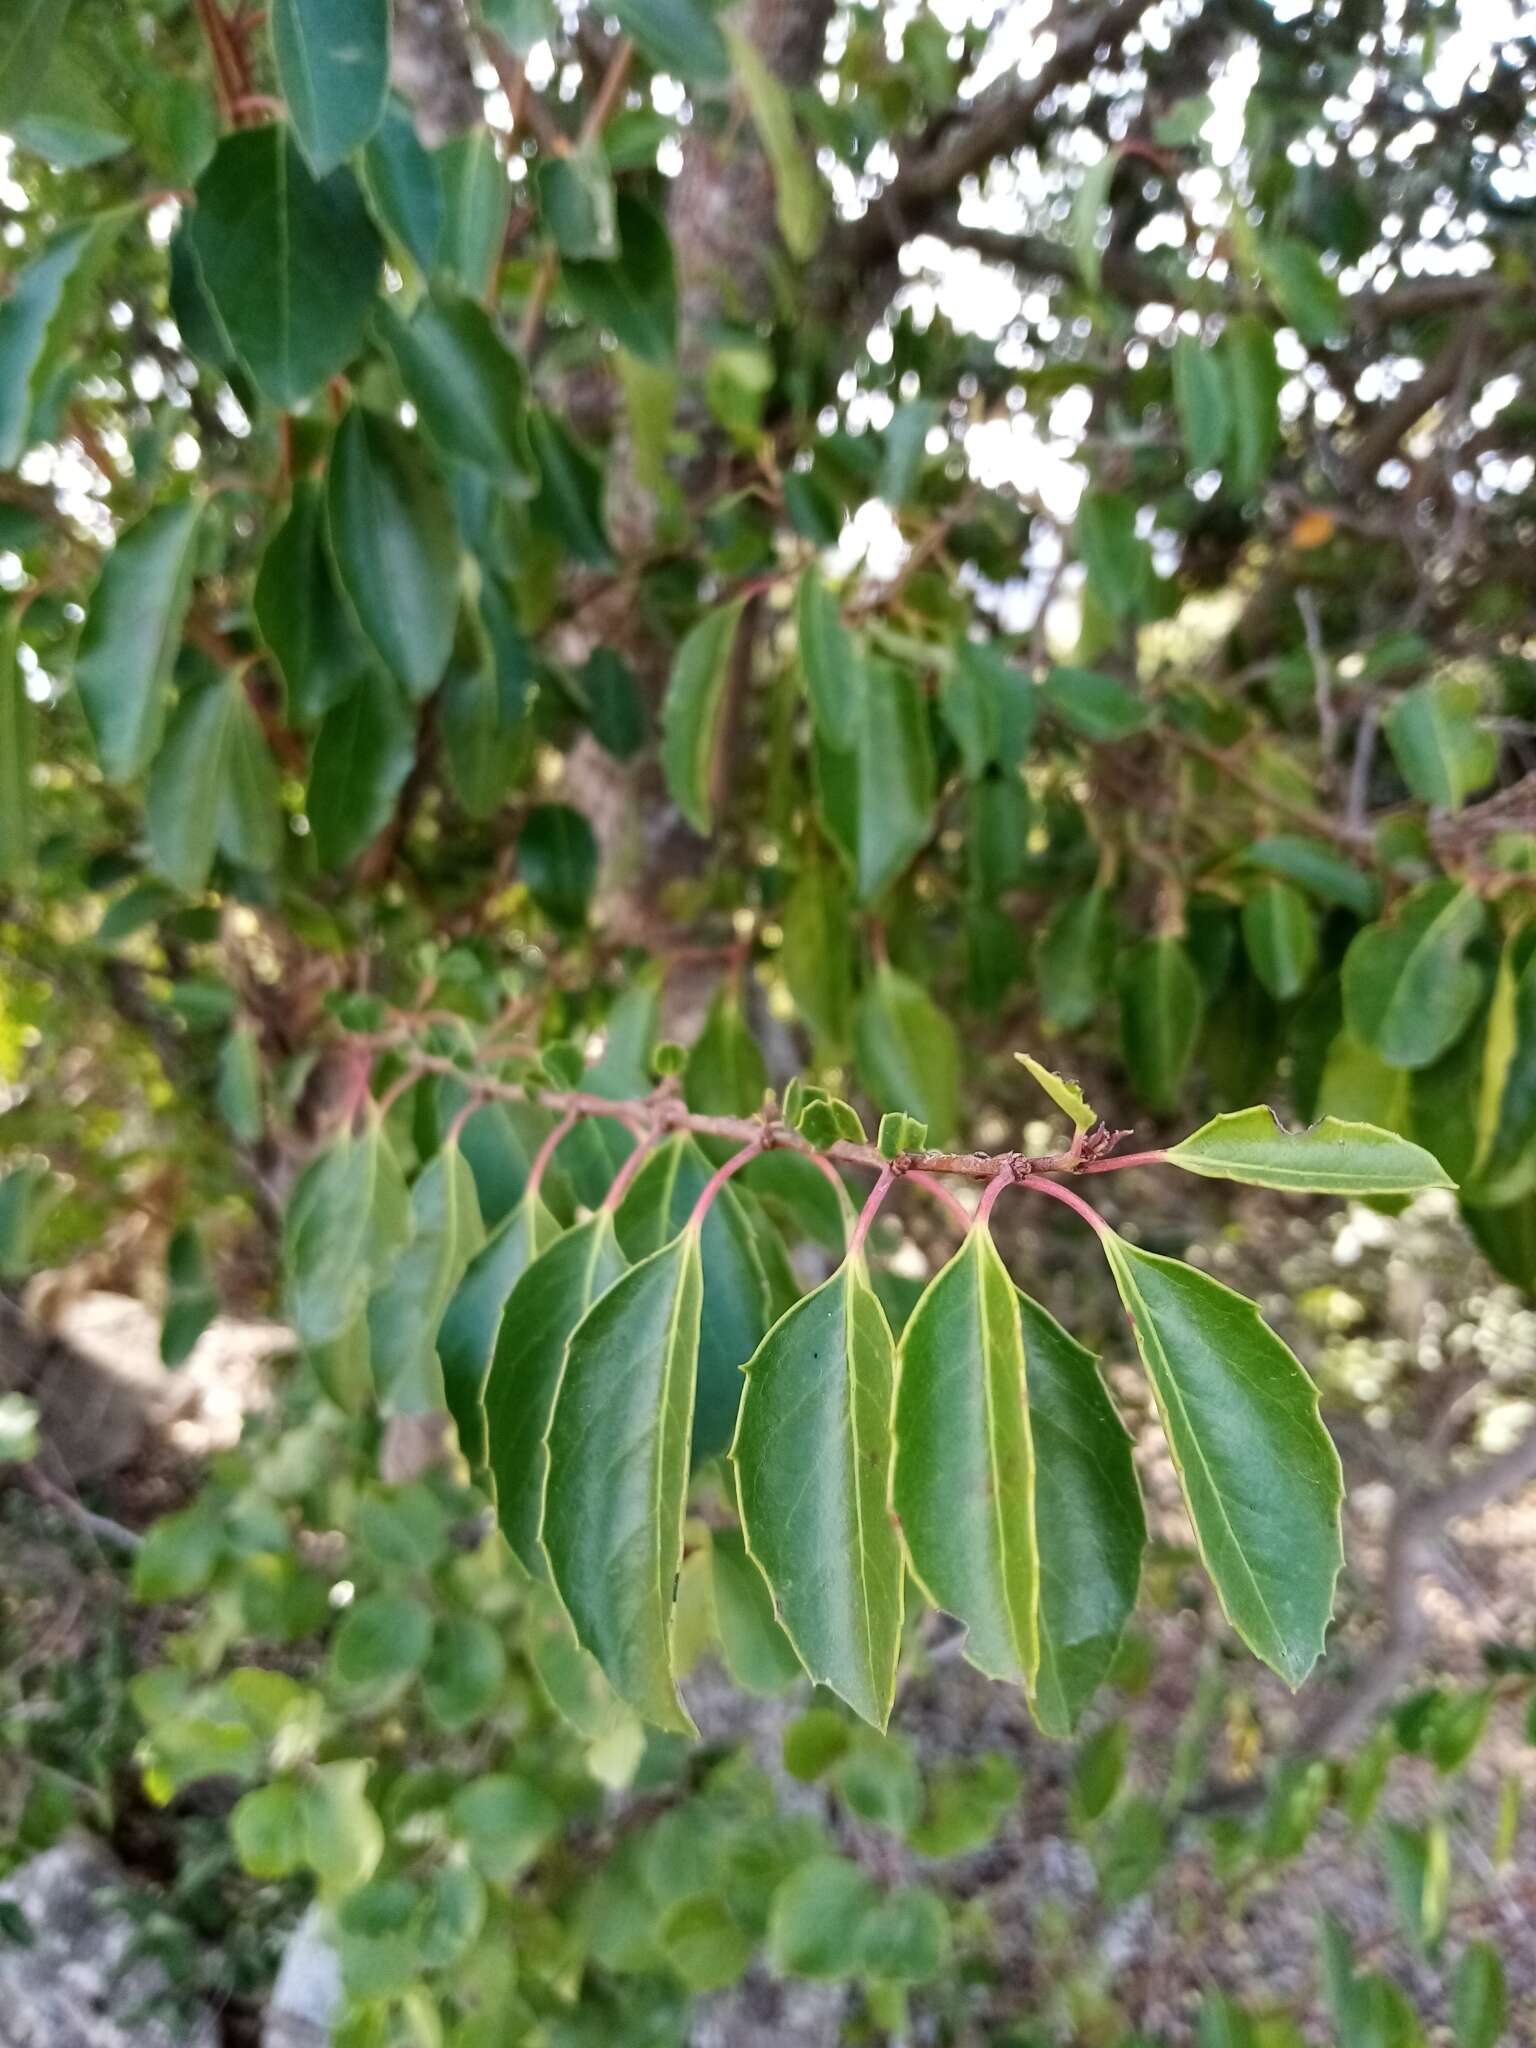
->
[796,567,859,752]
[0,216,121,469]
[732,1258,903,1727]
[1100,1232,1343,1687]
[439,1188,560,1467]
[660,600,744,834]
[854,964,961,1145]
[1172,332,1230,472]
[0,611,33,881]
[1041,666,1149,741]
[1241,879,1318,1001]
[367,1139,485,1414]
[542,1231,704,1732]
[528,407,614,567]
[1037,886,1117,1032]
[434,129,510,298]
[306,668,416,870]
[326,406,460,700]
[564,197,678,364]
[189,127,382,407]
[75,498,202,784]
[1240,835,1380,918]
[254,477,371,724]
[360,97,442,273]
[1222,314,1281,498]
[518,802,598,927]
[609,0,729,83]
[376,288,536,496]
[270,0,389,177]
[1119,934,1204,1113]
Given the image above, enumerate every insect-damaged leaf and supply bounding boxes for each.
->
[1168,1107,1454,1196]
[732,1257,903,1728]
[542,1231,704,1733]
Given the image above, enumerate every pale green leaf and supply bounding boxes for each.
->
[1168,1107,1454,1194]
[1015,1054,1096,1134]
[727,27,823,260]
[1342,881,1488,1070]
[660,600,745,834]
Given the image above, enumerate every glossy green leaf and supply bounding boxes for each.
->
[1037,886,1117,1033]
[542,1231,705,1732]
[75,498,202,784]
[1172,331,1230,471]
[0,611,33,882]
[732,1258,904,1727]
[528,407,614,567]
[376,288,536,495]
[1023,1291,1144,1735]
[306,668,416,870]
[189,127,381,407]
[539,144,616,259]
[518,802,598,927]
[1168,1107,1454,1194]
[727,27,823,259]
[796,567,858,751]
[1119,935,1204,1113]
[485,1211,627,1575]
[270,0,389,178]
[893,1226,1039,1686]
[1342,881,1488,1070]
[434,128,510,297]
[1016,1054,1096,1134]
[439,1187,560,1468]
[254,477,370,724]
[1041,666,1149,741]
[609,0,728,82]
[660,600,744,834]
[615,1136,774,1463]
[563,196,677,364]
[1242,879,1318,1000]
[854,964,961,1146]
[1100,1232,1343,1687]
[326,406,460,700]
[367,1140,485,1414]
[0,215,121,469]
[1384,677,1497,813]
[360,97,442,273]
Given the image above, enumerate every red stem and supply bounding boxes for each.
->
[908,1170,973,1232]
[687,1138,765,1231]
[528,1108,579,1201]
[975,1170,1013,1230]
[604,1127,662,1211]
[849,1165,895,1259]
[1014,1173,1110,1237]
[1080,1148,1169,1175]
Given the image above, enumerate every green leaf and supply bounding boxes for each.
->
[189,127,382,408]
[422,1615,508,1730]
[854,964,961,1146]
[684,986,768,1116]
[1259,236,1346,346]
[326,406,460,700]
[615,1136,774,1464]
[449,1773,560,1883]
[284,1115,412,1353]
[563,196,678,365]
[766,1855,878,1979]
[360,97,442,273]
[1071,150,1116,292]
[1041,666,1149,741]
[254,477,371,724]
[859,1887,950,1984]
[542,1231,705,1732]
[893,1226,1040,1686]
[270,0,389,177]
[1023,1291,1144,1736]
[435,129,510,297]
[1382,1818,1450,1958]
[732,1259,904,1727]
[160,1224,218,1368]
[1342,881,1489,1070]
[1239,834,1380,919]
[216,1021,264,1145]
[657,1895,754,1992]
[1168,1107,1454,1195]
[878,1111,927,1157]
[1015,1054,1096,1134]
[367,1140,485,1414]
[941,642,1036,777]
[1071,1718,1128,1822]
[824,658,936,905]
[145,676,240,891]
[796,567,858,751]
[376,288,536,496]
[0,610,33,882]
[1037,886,1117,1033]
[727,28,823,259]
[660,600,744,834]
[709,1526,803,1695]
[878,399,939,505]
[485,1211,628,1576]
[1451,1940,1506,2048]
[907,1753,1020,1857]
[528,406,614,567]
[1241,879,1318,1001]
[1076,492,1154,622]
[0,215,121,470]
[232,1781,305,1880]
[518,802,598,928]
[780,851,854,1054]
[330,1589,434,1698]
[1172,332,1230,472]
[0,0,71,127]
[1099,1232,1343,1687]
[1119,935,1204,1113]
[439,1188,560,1467]
[306,668,416,870]
[1222,313,1281,498]
[300,1761,383,1895]
[609,0,729,82]
[1384,678,1497,813]
[539,144,617,259]
[219,689,283,872]
[75,498,202,784]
